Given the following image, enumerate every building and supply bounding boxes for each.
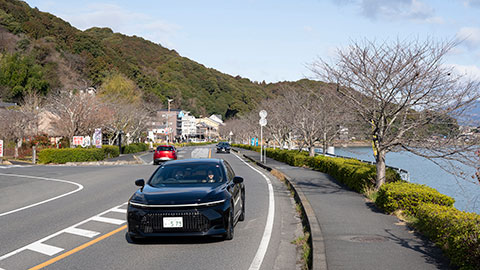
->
[196,115,225,140]
[179,111,197,141]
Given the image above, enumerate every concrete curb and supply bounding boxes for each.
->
[235,149,327,270]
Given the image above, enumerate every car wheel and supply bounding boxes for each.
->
[223,206,234,240]
[239,191,245,221]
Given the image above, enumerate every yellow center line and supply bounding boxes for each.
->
[29,225,127,270]
[209,149,212,158]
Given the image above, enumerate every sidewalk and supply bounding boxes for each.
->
[235,148,450,270]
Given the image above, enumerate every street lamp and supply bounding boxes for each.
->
[166,99,173,144]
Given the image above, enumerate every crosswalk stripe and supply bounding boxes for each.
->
[90,216,125,225]
[64,227,100,238]
[26,242,64,256]
[110,208,127,213]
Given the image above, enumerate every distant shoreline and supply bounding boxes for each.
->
[332,141,371,148]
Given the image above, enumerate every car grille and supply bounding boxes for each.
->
[140,210,210,233]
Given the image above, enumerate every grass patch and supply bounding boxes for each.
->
[292,232,311,270]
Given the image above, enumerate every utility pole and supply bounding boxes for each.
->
[167,99,173,144]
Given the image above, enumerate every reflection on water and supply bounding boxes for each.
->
[330,147,480,214]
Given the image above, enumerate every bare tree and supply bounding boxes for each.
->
[0,107,34,158]
[312,39,480,189]
[259,91,296,149]
[48,91,112,142]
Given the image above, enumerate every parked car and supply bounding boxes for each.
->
[127,159,245,241]
[153,145,177,165]
[216,142,231,153]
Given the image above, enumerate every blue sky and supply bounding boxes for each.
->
[23,0,480,83]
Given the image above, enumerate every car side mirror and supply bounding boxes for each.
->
[135,179,145,187]
[233,176,243,184]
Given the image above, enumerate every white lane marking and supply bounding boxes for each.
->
[91,216,125,225]
[26,242,64,256]
[64,227,100,238]
[0,173,84,217]
[110,208,127,214]
[0,203,127,262]
[232,153,275,270]
[0,165,34,169]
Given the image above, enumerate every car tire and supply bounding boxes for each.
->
[239,191,245,221]
[223,206,234,240]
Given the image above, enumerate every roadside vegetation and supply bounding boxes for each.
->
[234,144,480,270]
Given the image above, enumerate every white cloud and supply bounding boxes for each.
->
[463,0,480,7]
[333,0,442,23]
[59,3,179,48]
[450,64,480,81]
[456,27,480,49]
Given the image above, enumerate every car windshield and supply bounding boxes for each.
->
[157,146,174,151]
[149,163,225,187]
[218,142,229,146]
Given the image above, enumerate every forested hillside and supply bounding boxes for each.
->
[0,0,271,117]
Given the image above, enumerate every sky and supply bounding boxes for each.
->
[23,0,480,83]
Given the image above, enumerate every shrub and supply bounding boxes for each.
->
[376,182,455,216]
[102,145,119,159]
[415,204,480,269]
[38,148,104,164]
[236,145,400,193]
[122,143,148,154]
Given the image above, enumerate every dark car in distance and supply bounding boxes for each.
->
[216,142,231,153]
[153,145,177,165]
[127,159,245,241]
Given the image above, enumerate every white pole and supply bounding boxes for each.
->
[260,125,263,162]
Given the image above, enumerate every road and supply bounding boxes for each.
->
[0,145,300,270]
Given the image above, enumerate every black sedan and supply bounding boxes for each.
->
[127,159,245,241]
[216,142,231,153]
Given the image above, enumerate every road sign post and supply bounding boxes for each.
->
[259,110,267,163]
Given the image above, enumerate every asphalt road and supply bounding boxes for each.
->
[0,145,300,270]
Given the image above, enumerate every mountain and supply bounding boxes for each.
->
[0,0,272,118]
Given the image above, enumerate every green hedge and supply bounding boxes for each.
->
[38,148,105,164]
[233,144,401,193]
[415,204,480,269]
[122,143,148,154]
[375,182,455,216]
[102,145,119,159]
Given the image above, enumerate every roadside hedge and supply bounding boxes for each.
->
[375,182,455,216]
[102,145,119,159]
[38,148,105,164]
[122,143,148,154]
[415,204,480,269]
[233,144,401,193]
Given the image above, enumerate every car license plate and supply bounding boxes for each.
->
[163,217,183,228]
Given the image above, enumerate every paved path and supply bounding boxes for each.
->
[236,148,451,270]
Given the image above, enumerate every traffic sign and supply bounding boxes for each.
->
[259,110,267,119]
[259,118,267,126]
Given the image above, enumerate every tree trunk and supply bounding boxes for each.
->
[14,139,22,159]
[309,146,315,157]
[323,132,327,154]
[375,149,386,190]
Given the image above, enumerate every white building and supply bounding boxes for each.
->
[179,111,197,140]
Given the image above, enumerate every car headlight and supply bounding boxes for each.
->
[128,199,226,208]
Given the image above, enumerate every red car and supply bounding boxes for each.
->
[153,145,177,165]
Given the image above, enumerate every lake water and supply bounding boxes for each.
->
[321,147,480,214]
